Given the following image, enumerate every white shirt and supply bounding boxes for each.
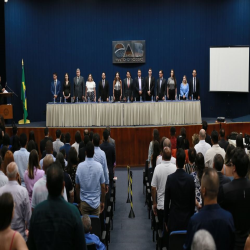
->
[149,77,151,89]
[156,155,176,166]
[0,170,8,187]
[194,140,211,158]
[151,160,176,210]
[205,144,226,168]
[39,154,56,169]
[138,77,142,90]
[53,139,64,154]
[71,142,79,156]
[86,81,96,92]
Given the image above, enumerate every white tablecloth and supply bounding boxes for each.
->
[46,101,202,127]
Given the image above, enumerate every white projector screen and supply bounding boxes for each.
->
[210,47,249,92]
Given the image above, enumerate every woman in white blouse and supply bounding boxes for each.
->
[85,74,96,102]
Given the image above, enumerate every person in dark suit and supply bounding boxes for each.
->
[39,127,53,154]
[218,128,229,152]
[123,71,134,102]
[59,133,71,160]
[144,68,155,101]
[98,72,109,102]
[62,73,71,103]
[219,148,250,250]
[73,68,85,102]
[202,121,212,146]
[164,148,195,234]
[189,69,200,100]
[156,70,167,101]
[133,69,145,101]
[50,73,61,102]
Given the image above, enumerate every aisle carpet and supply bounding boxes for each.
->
[109,168,155,250]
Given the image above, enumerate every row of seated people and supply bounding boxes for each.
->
[0,124,116,249]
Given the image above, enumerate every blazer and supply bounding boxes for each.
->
[156,78,167,99]
[188,77,200,98]
[100,141,115,176]
[39,137,53,154]
[144,76,155,95]
[122,78,134,99]
[51,80,61,99]
[73,76,85,99]
[164,168,195,232]
[133,77,145,99]
[98,79,109,101]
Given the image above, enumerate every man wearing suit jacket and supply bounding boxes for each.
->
[144,68,155,101]
[123,71,134,101]
[40,127,53,155]
[73,68,85,102]
[156,70,167,101]
[98,72,109,102]
[133,69,145,101]
[51,73,61,102]
[164,148,195,233]
[189,69,200,100]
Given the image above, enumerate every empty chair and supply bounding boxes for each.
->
[169,230,187,250]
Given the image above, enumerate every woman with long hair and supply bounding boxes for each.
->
[85,74,96,102]
[28,131,38,151]
[113,72,122,102]
[148,129,160,168]
[167,69,177,100]
[62,73,71,102]
[2,150,14,175]
[151,141,161,171]
[223,144,235,180]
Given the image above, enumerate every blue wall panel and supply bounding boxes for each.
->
[4,0,250,122]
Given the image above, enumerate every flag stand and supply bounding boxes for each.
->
[18,118,30,124]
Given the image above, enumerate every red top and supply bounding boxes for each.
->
[170,136,177,150]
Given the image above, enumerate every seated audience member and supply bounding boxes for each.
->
[222,144,235,180]
[180,127,189,149]
[151,147,176,230]
[60,132,71,160]
[194,129,211,158]
[192,133,199,147]
[156,138,176,165]
[220,148,250,250]
[72,131,81,156]
[10,124,18,145]
[28,130,38,151]
[53,129,64,154]
[39,127,52,154]
[2,150,14,177]
[79,135,89,163]
[24,149,44,204]
[0,157,8,187]
[0,193,28,250]
[191,230,216,250]
[202,120,212,145]
[170,127,177,149]
[13,133,30,187]
[185,148,196,174]
[75,142,106,216]
[172,136,189,163]
[11,135,20,153]
[39,140,56,168]
[164,149,195,234]
[151,140,161,171]
[27,163,86,250]
[56,152,74,203]
[205,130,225,168]
[184,168,235,250]
[32,155,68,210]
[191,152,205,211]
[148,129,160,168]
[82,214,105,250]
[0,162,31,239]
[27,140,36,153]
[219,128,229,152]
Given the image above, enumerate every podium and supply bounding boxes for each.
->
[0,93,13,120]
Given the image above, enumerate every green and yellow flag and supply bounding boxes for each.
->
[21,59,28,123]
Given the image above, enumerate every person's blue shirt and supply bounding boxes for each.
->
[85,232,106,250]
[75,157,105,209]
[183,204,235,250]
[94,147,109,185]
[180,83,189,98]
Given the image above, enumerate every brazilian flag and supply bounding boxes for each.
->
[21,59,28,123]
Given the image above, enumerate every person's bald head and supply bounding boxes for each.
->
[199,129,206,140]
[162,147,172,161]
[45,140,53,154]
[201,168,219,201]
[163,138,171,149]
[43,155,54,173]
[6,162,19,181]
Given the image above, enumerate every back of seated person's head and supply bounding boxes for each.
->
[195,152,205,181]
[202,121,208,131]
[43,155,53,173]
[199,129,206,140]
[44,127,49,136]
[75,131,82,144]
[3,133,10,146]
[192,134,199,146]
[86,141,94,158]
[1,146,8,160]
[225,144,235,165]
[219,128,226,138]
[162,147,172,161]
[60,148,66,158]
[176,148,185,168]
[211,130,219,144]
[180,127,186,139]
[163,138,171,149]
[29,130,36,142]
[46,163,64,197]
[93,133,100,147]
[56,129,61,139]
[56,152,65,170]
[19,133,27,148]
[188,148,196,164]
[201,168,219,201]
[177,136,185,150]
[170,127,176,137]
[6,162,18,180]
[191,229,216,250]
[213,154,224,171]
[103,129,109,142]
[160,137,167,152]
[89,131,94,142]
[65,133,71,144]
[68,147,78,166]
[82,214,92,234]
[12,125,17,136]
[236,134,244,149]
[0,193,14,231]
[231,147,249,178]
[45,140,53,154]
[60,133,65,144]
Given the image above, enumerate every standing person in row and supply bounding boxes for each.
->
[156,70,167,101]
[189,69,200,100]
[98,72,109,102]
[167,69,177,100]
[180,75,189,100]
[62,73,71,102]
[73,68,85,102]
[123,71,134,102]
[134,69,145,101]
[51,73,61,102]
[113,72,122,102]
[85,74,96,102]
[145,68,155,101]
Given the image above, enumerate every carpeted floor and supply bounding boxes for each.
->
[109,168,155,250]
